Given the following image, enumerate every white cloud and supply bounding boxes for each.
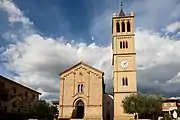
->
[1,0,180,100]
[165,21,180,33]
[0,0,34,43]
[3,26,180,99]
[135,28,180,69]
[129,0,180,29]
[167,72,180,84]
[0,0,32,25]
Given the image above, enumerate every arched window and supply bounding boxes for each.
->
[116,22,120,32]
[78,84,81,92]
[81,84,83,92]
[126,41,128,48]
[121,21,125,32]
[122,77,125,86]
[123,41,126,48]
[122,77,128,86]
[120,41,122,49]
[125,77,128,86]
[127,21,131,32]
[78,84,84,93]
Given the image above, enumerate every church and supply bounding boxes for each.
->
[58,7,137,120]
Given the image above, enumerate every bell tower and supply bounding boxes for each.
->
[112,4,137,120]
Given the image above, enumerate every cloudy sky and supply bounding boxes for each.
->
[0,0,180,100]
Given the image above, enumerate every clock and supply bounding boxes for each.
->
[120,60,128,68]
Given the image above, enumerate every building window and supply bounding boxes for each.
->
[0,82,5,88]
[78,84,84,93]
[120,41,122,49]
[125,77,128,86]
[116,22,120,32]
[126,41,128,48]
[121,21,125,32]
[13,87,16,94]
[120,41,128,49]
[122,78,125,86]
[32,94,35,100]
[78,84,80,92]
[122,77,128,86]
[127,21,131,32]
[123,41,126,48]
[25,91,28,97]
[12,102,16,108]
[81,84,84,92]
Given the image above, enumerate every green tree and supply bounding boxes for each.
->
[16,99,56,115]
[177,107,180,117]
[16,99,34,113]
[164,113,173,120]
[122,93,163,120]
[33,100,52,114]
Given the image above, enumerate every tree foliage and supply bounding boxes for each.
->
[122,93,163,120]
[164,113,173,120]
[16,99,58,115]
[177,107,180,117]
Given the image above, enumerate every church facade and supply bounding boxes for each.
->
[58,62,114,120]
[58,8,137,120]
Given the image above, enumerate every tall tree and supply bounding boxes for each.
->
[122,93,163,120]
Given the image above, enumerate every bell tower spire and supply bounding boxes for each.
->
[119,1,125,17]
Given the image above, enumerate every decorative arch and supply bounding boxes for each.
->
[127,21,131,32]
[75,99,84,106]
[73,97,87,107]
[121,21,125,32]
[116,22,120,32]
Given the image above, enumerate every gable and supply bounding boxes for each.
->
[59,61,104,78]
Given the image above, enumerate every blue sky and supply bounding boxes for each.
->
[10,0,179,45]
[12,0,116,44]
[1,0,180,100]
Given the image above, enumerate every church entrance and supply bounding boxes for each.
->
[71,100,84,119]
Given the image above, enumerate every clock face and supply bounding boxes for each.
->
[120,60,128,68]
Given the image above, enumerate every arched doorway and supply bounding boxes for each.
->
[72,99,84,119]
[76,100,84,118]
